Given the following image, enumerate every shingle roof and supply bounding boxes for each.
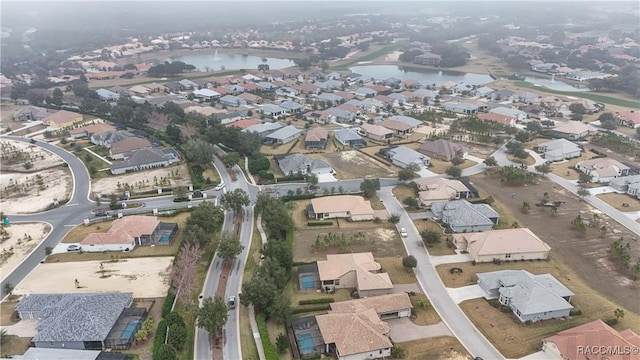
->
[418,139,467,160]
[317,252,391,291]
[18,292,133,343]
[110,137,151,155]
[265,125,301,140]
[109,148,171,173]
[81,215,161,245]
[538,138,581,155]
[577,158,630,178]
[388,115,422,128]
[553,121,598,135]
[275,153,331,174]
[329,293,412,315]
[44,110,82,125]
[242,122,283,135]
[431,200,497,229]
[305,127,328,142]
[454,228,551,256]
[360,123,394,137]
[384,146,429,166]
[316,309,392,356]
[335,128,363,142]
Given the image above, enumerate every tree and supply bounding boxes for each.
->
[276,333,290,353]
[240,274,279,311]
[577,187,590,200]
[513,149,529,160]
[402,197,419,209]
[197,296,228,336]
[155,344,177,360]
[168,323,187,350]
[216,231,244,262]
[220,188,250,212]
[223,152,241,168]
[614,308,625,321]
[3,283,13,296]
[569,103,586,115]
[598,112,617,130]
[445,166,462,179]
[451,157,464,166]
[166,124,182,143]
[51,88,64,105]
[534,164,551,176]
[307,173,318,187]
[183,138,214,165]
[186,202,224,233]
[421,230,441,245]
[172,243,203,305]
[578,172,593,184]
[483,156,498,167]
[360,178,380,198]
[398,169,418,182]
[388,213,401,224]
[402,255,417,270]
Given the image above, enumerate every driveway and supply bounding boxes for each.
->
[518,350,554,360]
[429,254,473,266]
[409,211,432,220]
[447,285,487,304]
[387,318,451,343]
[392,283,423,294]
[317,172,338,183]
[0,319,38,337]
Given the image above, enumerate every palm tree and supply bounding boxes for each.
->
[614,308,625,322]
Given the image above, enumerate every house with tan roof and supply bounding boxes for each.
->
[542,319,640,360]
[616,111,640,129]
[225,118,262,130]
[80,216,177,252]
[575,158,631,183]
[359,123,394,141]
[478,112,516,126]
[43,110,83,128]
[69,123,116,140]
[415,177,473,208]
[307,195,374,222]
[551,121,598,140]
[13,106,49,121]
[329,293,413,319]
[304,127,329,150]
[109,137,152,160]
[418,139,468,161]
[453,228,551,263]
[317,252,392,297]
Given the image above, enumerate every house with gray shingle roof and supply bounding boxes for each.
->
[380,145,430,169]
[242,122,284,137]
[430,199,498,233]
[275,153,333,175]
[335,128,366,148]
[259,104,288,119]
[91,130,134,148]
[537,139,581,162]
[110,147,175,175]
[354,87,378,97]
[315,80,343,91]
[279,101,305,114]
[444,101,479,115]
[220,95,247,107]
[388,115,422,129]
[325,107,355,123]
[317,93,344,106]
[17,292,136,350]
[264,125,302,145]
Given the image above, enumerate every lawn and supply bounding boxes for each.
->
[506,153,536,166]
[428,158,475,174]
[596,192,640,212]
[266,318,292,360]
[201,167,221,184]
[0,335,31,357]
[471,184,520,230]
[392,184,417,206]
[369,195,386,211]
[398,336,470,360]
[548,150,598,180]
[377,257,418,284]
[0,300,18,326]
[319,150,396,179]
[412,219,456,256]
[410,293,441,326]
[61,222,113,243]
[513,80,640,108]
[437,258,640,358]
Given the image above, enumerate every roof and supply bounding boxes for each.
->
[14,106,48,119]
[91,130,134,145]
[418,139,467,159]
[538,138,581,155]
[243,122,283,134]
[335,128,363,142]
[265,125,301,140]
[415,177,470,193]
[226,119,262,129]
[360,123,394,137]
[553,121,598,135]
[388,115,422,128]
[275,153,332,174]
[69,123,116,136]
[431,200,497,229]
[610,174,640,188]
[478,112,515,125]
[454,228,551,256]
[110,148,172,172]
[616,111,640,125]
[44,110,82,125]
[380,119,412,132]
[311,195,374,218]
[17,292,133,342]
[318,92,344,102]
[260,103,287,114]
[12,347,101,360]
[110,137,151,155]
[384,146,429,166]
[317,252,391,292]
[316,309,392,356]
[444,102,478,111]
[279,100,304,110]
[577,158,630,178]
[81,215,161,245]
[329,293,412,315]
[305,127,328,142]
[543,320,640,360]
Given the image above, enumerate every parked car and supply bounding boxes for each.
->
[227,295,236,309]
[95,210,108,217]
[400,228,408,237]
[215,183,226,191]
[67,244,82,252]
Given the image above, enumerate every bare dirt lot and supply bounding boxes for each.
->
[0,223,50,282]
[91,163,191,196]
[316,150,396,179]
[596,192,640,212]
[0,140,65,171]
[0,167,72,214]
[470,173,640,313]
[14,257,173,297]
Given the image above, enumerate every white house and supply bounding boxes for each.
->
[537,138,581,162]
[575,158,631,183]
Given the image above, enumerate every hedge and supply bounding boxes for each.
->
[256,313,279,360]
[280,194,316,202]
[162,291,176,318]
[299,298,334,305]
[290,304,331,314]
[569,309,582,316]
[152,319,168,360]
[469,198,492,204]
[307,221,333,227]
[604,318,618,326]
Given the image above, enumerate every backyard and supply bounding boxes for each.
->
[399,336,470,360]
[548,149,599,180]
[596,192,640,212]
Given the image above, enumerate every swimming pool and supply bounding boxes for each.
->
[297,333,315,355]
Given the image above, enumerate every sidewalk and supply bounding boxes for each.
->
[247,214,268,360]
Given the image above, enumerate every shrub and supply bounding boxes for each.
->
[167,323,187,351]
[256,313,279,360]
[500,306,511,313]
[290,304,331,314]
[276,333,289,353]
[152,319,168,359]
[154,344,176,360]
[307,221,333,227]
[569,309,582,316]
[525,320,533,326]
[161,292,176,318]
[299,298,334,305]
[604,318,618,326]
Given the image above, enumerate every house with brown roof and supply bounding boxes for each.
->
[453,228,551,263]
[307,195,374,222]
[616,111,640,129]
[304,127,329,150]
[551,121,598,140]
[359,123,394,142]
[478,112,516,126]
[238,92,263,104]
[575,158,631,183]
[415,178,473,208]
[13,106,49,121]
[80,216,177,252]
[109,137,152,160]
[329,293,413,320]
[225,118,262,130]
[43,110,83,128]
[418,139,468,161]
[317,252,393,297]
[542,320,640,360]
[69,123,116,139]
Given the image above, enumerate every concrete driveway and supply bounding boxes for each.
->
[447,285,487,304]
[0,319,38,337]
[387,318,451,343]
[430,254,473,266]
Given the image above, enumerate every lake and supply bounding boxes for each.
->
[165,53,295,71]
[349,65,494,86]
[521,76,588,92]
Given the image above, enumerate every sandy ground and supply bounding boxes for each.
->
[0,223,50,282]
[0,140,64,172]
[414,124,450,136]
[0,167,72,214]
[13,257,173,297]
[91,163,191,196]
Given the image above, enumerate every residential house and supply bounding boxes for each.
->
[16,292,138,350]
[379,120,412,135]
[96,88,120,102]
[317,252,392,296]
[109,147,174,175]
[325,107,355,123]
[359,123,394,142]
[476,270,573,323]
[315,80,343,91]
[225,119,262,130]
[489,106,528,121]
[304,128,329,150]
[388,93,407,104]
[91,130,134,148]
[334,91,356,101]
[81,215,177,251]
[491,88,518,102]
[43,110,83,128]
[109,137,152,160]
[275,86,298,97]
[551,122,598,140]
[178,79,198,90]
[473,86,495,98]
[304,110,335,124]
[542,319,640,360]
[307,195,375,222]
[128,85,151,95]
[413,89,438,102]
[329,293,413,320]
[575,158,631,183]
[275,153,333,176]
[317,92,344,106]
[361,97,385,110]
[418,139,468,161]
[616,111,640,128]
[242,122,284,138]
[184,105,226,117]
[415,177,473,208]
[219,95,247,107]
[264,125,302,145]
[537,139,581,162]
[260,104,288,119]
[431,199,499,233]
[193,88,220,101]
[69,123,117,140]
[280,101,305,114]
[256,81,278,91]
[380,145,430,169]
[478,112,516,126]
[238,92,263,104]
[337,103,361,117]
[373,95,398,108]
[609,175,640,194]
[389,115,422,130]
[334,128,366,148]
[13,106,49,121]
[414,53,442,65]
[452,228,551,263]
[444,102,479,115]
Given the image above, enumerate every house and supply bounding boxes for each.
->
[317,252,392,296]
[304,128,329,150]
[256,81,278,91]
[373,95,398,108]
[388,115,422,130]
[413,88,438,102]
[478,112,516,126]
[335,128,366,148]
[128,85,151,95]
[431,199,499,233]
[242,122,284,137]
[225,119,261,130]
[178,79,198,90]
[96,88,120,102]
[537,139,581,162]
[615,111,640,128]
[418,139,468,161]
[260,104,288,119]
[307,195,375,222]
[542,320,640,360]
[473,86,495,98]
[11,347,122,360]
[91,130,134,148]
[304,110,335,124]
[444,102,479,115]
[492,88,518,102]
[380,145,430,169]
[43,110,83,128]
[379,120,413,135]
[359,123,394,141]
[575,158,631,183]
[109,148,176,175]
[452,228,551,263]
[192,88,220,101]
[219,95,247,107]
[317,92,344,105]
[329,293,413,320]
[275,153,333,176]
[476,270,573,323]
[325,107,355,123]
[81,215,177,251]
[264,125,302,145]
[69,123,116,139]
[279,101,305,114]
[609,175,640,193]
[551,122,598,140]
[489,106,527,121]
[16,292,140,350]
[415,178,473,208]
[13,106,49,121]
[109,137,152,160]
[238,92,262,104]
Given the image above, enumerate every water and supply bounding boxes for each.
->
[165,53,295,71]
[521,75,588,92]
[349,65,494,86]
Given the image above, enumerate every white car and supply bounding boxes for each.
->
[400,228,408,237]
[227,295,236,309]
[214,183,226,191]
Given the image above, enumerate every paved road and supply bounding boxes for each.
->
[379,187,504,360]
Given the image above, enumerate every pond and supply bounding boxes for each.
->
[349,65,494,86]
[521,75,589,92]
[165,52,295,71]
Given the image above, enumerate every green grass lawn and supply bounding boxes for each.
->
[332,41,407,71]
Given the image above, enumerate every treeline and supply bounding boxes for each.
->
[148,61,196,77]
